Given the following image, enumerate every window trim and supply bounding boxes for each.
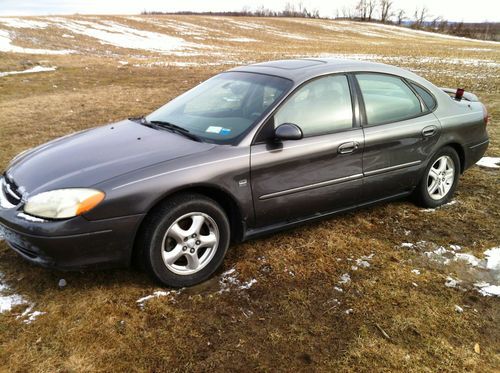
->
[405,79,438,112]
[353,72,434,128]
[252,73,358,144]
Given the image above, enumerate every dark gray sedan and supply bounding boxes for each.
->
[0,59,489,287]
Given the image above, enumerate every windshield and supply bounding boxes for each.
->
[146,72,293,144]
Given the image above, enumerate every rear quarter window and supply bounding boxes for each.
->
[409,81,437,111]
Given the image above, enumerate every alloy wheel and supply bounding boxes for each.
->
[427,155,455,200]
[161,212,219,275]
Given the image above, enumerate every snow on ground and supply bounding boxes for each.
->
[421,199,458,212]
[476,157,500,169]
[136,290,180,309]
[218,268,257,293]
[49,18,201,54]
[0,272,26,312]
[16,305,46,324]
[0,29,74,55]
[127,17,224,39]
[0,65,56,78]
[224,37,256,42]
[366,21,500,45]
[400,243,500,297]
[0,18,49,29]
[1,272,46,322]
[309,53,499,69]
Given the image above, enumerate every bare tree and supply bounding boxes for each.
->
[379,0,393,23]
[413,6,429,29]
[395,9,405,25]
[367,0,376,21]
[356,0,368,21]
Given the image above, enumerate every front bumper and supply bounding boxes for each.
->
[0,207,145,270]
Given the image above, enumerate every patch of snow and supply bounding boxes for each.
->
[50,19,200,54]
[345,308,353,314]
[0,29,74,55]
[411,269,421,275]
[461,47,493,51]
[401,242,415,248]
[475,283,500,296]
[0,18,49,29]
[0,273,27,313]
[455,253,482,267]
[454,305,464,313]
[62,33,74,38]
[239,278,257,290]
[476,157,500,169]
[137,290,179,308]
[422,200,458,212]
[366,21,500,44]
[339,273,351,284]
[218,268,256,294]
[16,305,46,324]
[225,37,256,42]
[405,242,499,297]
[412,282,418,287]
[274,31,309,40]
[445,276,461,288]
[484,248,500,271]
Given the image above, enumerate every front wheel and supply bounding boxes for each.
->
[415,147,460,208]
[139,194,230,287]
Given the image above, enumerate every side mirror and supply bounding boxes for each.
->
[274,123,303,141]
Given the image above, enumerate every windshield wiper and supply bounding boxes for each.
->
[129,116,156,128]
[149,120,202,142]
[131,116,202,142]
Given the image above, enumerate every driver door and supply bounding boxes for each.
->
[250,74,364,227]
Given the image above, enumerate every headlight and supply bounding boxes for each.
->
[24,189,105,219]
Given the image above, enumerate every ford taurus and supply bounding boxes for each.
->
[0,59,489,287]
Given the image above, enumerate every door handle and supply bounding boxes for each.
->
[422,125,438,138]
[338,141,359,154]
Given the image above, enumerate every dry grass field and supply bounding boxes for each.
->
[0,15,499,372]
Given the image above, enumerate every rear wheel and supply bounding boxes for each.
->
[415,147,460,208]
[139,194,230,287]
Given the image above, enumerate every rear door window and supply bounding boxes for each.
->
[356,74,423,126]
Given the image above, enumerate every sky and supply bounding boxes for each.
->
[0,0,497,23]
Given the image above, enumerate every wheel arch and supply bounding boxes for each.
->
[130,184,246,266]
[443,142,465,174]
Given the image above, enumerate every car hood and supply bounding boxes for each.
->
[6,120,215,195]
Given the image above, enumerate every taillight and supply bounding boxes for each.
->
[481,103,489,125]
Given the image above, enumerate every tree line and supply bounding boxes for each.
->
[141,1,499,41]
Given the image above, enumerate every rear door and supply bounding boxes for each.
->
[250,74,364,227]
[354,73,441,201]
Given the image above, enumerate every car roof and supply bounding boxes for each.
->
[229,58,423,86]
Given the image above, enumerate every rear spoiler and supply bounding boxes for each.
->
[440,87,479,102]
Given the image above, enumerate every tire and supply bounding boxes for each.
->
[414,146,460,208]
[138,193,230,287]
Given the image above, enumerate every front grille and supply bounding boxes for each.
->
[2,176,22,206]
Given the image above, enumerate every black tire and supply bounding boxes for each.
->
[414,146,460,208]
[137,193,230,287]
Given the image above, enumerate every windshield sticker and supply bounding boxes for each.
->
[206,126,222,134]
[206,126,231,135]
